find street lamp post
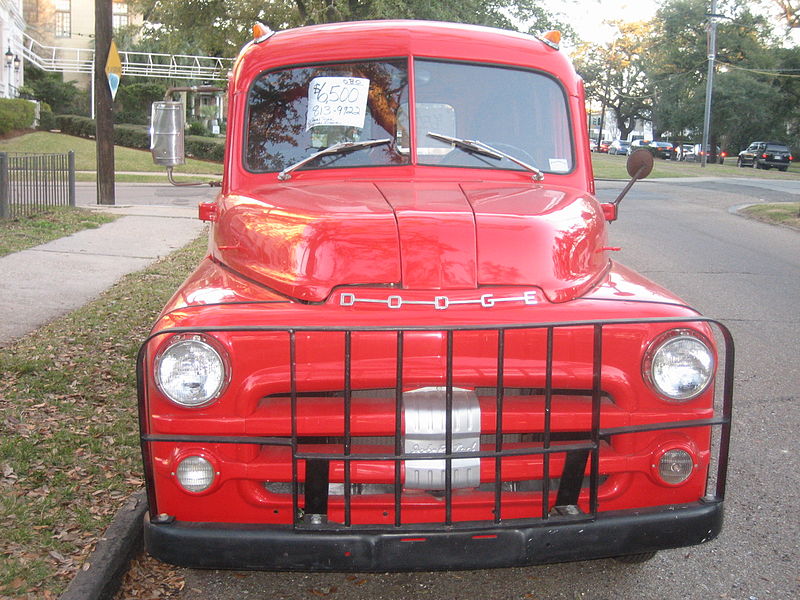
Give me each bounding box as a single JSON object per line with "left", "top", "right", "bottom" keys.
{"left": 4, "top": 47, "right": 13, "bottom": 98}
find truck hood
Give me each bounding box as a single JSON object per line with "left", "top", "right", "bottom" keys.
{"left": 212, "top": 181, "right": 609, "bottom": 303}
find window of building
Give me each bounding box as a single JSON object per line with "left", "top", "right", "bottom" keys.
{"left": 55, "top": 0, "right": 71, "bottom": 38}
{"left": 113, "top": 1, "right": 129, "bottom": 29}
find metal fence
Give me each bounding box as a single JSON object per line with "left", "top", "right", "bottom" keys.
{"left": 0, "top": 151, "right": 76, "bottom": 219}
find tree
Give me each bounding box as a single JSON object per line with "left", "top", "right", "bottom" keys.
{"left": 21, "top": 64, "right": 84, "bottom": 115}
{"left": 573, "top": 21, "right": 653, "bottom": 141}
{"left": 646, "top": 0, "right": 783, "bottom": 150}
{"left": 763, "top": 0, "right": 800, "bottom": 30}
{"left": 129, "top": 0, "right": 571, "bottom": 59}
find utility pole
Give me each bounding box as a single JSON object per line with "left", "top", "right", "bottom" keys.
{"left": 596, "top": 76, "right": 610, "bottom": 148}
{"left": 701, "top": 0, "right": 719, "bottom": 169}
{"left": 95, "top": 0, "right": 115, "bottom": 205}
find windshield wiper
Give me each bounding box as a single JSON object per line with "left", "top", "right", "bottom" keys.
{"left": 427, "top": 131, "right": 544, "bottom": 181}
{"left": 278, "top": 138, "right": 391, "bottom": 181}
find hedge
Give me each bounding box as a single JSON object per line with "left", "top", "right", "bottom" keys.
{"left": 37, "top": 103, "right": 57, "bottom": 131}
{"left": 53, "top": 114, "right": 225, "bottom": 162}
{"left": 186, "top": 135, "right": 225, "bottom": 162}
{"left": 0, "top": 98, "right": 37, "bottom": 135}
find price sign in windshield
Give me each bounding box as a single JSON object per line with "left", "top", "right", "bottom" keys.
{"left": 306, "top": 77, "right": 370, "bottom": 131}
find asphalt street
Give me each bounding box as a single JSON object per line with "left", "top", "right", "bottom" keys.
{"left": 161, "top": 176, "right": 799, "bottom": 600}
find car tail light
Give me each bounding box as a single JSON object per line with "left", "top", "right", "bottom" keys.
{"left": 762, "top": 153, "right": 768, "bottom": 159}
{"left": 720, "top": 151, "right": 727, "bottom": 157}
{"left": 790, "top": 155, "right": 794, "bottom": 161}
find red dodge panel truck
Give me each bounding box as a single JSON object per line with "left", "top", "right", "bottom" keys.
{"left": 139, "top": 20, "right": 734, "bottom": 570}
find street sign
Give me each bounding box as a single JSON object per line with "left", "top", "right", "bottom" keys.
{"left": 105, "top": 40, "right": 122, "bottom": 100}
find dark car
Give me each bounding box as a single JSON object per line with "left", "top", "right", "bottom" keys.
{"left": 737, "top": 141, "right": 793, "bottom": 171}
{"left": 608, "top": 139, "right": 630, "bottom": 155}
{"left": 649, "top": 141, "right": 674, "bottom": 160}
{"left": 684, "top": 144, "right": 726, "bottom": 165}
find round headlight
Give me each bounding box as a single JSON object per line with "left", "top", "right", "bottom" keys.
{"left": 175, "top": 455, "right": 216, "bottom": 492}
{"left": 644, "top": 330, "right": 714, "bottom": 401}
{"left": 155, "top": 334, "right": 228, "bottom": 407}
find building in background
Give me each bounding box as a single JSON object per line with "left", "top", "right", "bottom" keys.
{"left": 23, "top": 0, "right": 137, "bottom": 88}
{"left": 1, "top": 0, "right": 25, "bottom": 97}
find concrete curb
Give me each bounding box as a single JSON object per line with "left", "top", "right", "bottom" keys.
{"left": 59, "top": 490, "right": 147, "bottom": 600}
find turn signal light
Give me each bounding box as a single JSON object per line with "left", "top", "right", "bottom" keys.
{"left": 654, "top": 448, "right": 695, "bottom": 486}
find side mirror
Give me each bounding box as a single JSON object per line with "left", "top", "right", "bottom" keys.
{"left": 626, "top": 148, "right": 654, "bottom": 180}
{"left": 150, "top": 101, "right": 185, "bottom": 167}
{"left": 600, "top": 149, "right": 654, "bottom": 221}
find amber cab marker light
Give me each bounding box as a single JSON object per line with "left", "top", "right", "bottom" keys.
{"left": 540, "top": 30, "right": 561, "bottom": 50}
{"left": 253, "top": 22, "right": 273, "bottom": 43}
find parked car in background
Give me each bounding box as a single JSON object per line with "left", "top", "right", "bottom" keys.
{"left": 737, "top": 141, "right": 793, "bottom": 171}
{"left": 597, "top": 140, "right": 611, "bottom": 153}
{"left": 589, "top": 139, "right": 597, "bottom": 152}
{"left": 626, "top": 139, "right": 651, "bottom": 155}
{"left": 684, "top": 144, "right": 725, "bottom": 165}
{"left": 608, "top": 140, "right": 630, "bottom": 155}
{"left": 649, "top": 141, "right": 673, "bottom": 160}
{"left": 675, "top": 144, "right": 693, "bottom": 161}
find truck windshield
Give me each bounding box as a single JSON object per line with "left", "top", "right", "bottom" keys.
{"left": 246, "top": 59, "right": 410, "bottom": 173}
{"left": 412, "top": 59, "right": 573, "bottom": 174}
{"left": 245, "top": 58, "right": 574, "bottom": 176}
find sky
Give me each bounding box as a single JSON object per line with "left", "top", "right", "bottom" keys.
{"left": 542, "top": 0, "right": 660, "bottom": 46}
{"left": 543, "top": 0, "right": 799, "bottom": 48}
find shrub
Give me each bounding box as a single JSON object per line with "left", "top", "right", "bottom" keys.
{"left": 38, "top": 102, "right": 57, "bottom": 131}
{"left": 55, "top": 114, "right": 96, "bottom": 137}
{"left": 114, "top": 124, "right": 150, "bottom": 149}
{"left": 0, "top": 98, "right": 37, "bottom": 135}
{"left": 187, "top": 121, "right": 207, "bottom": 136}
{"left": 23, "top": 64, "right": 86, "bottom": 115}
{"left": 186, "top": 135, "right": 225, "bottom": 161}
{"left": 115, "top": 82, "right": 167, "bottom": 125}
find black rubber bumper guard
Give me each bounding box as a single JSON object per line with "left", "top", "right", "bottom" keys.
{"left": 144, "top": 499, "right": 723, "bottom": 571}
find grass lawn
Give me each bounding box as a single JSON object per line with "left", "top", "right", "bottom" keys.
{"left": 0, "top": 233, "right": 207, "bottom": 599}
{"left": 0, "top": 131, "right": 222, "bottom": 176}
{"left": 740, "top": 202, "right": 800, "bottom": 230}
{"left": 0, "top": 207, "right": 117, "bottom": 257}
{"left": 591, "top": 151, "right": 800, "bottom": 180}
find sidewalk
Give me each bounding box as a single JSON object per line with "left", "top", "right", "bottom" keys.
{"left": 0, "top": 182, "right": 215, "bottom": 347}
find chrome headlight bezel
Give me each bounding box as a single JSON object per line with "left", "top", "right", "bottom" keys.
{"left": 643, "top": 329, "right": 715, "bottom": 402}
{"left": 154, "top": 333, "right": 230, "bottom": 408}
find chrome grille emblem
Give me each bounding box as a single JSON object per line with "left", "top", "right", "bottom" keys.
{"left": 339, "top": 291, "right": 538, "bottom": 309}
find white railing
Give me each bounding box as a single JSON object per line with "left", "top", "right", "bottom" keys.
{"left": 21, "top": 32, "right": 233, "bottom": 81}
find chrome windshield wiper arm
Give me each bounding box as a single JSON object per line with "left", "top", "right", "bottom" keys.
{"left": 427, "top": 131, "right": 544, "bottom": 181}
{"left": 427, "top": 131, "right": 503, "bottom": 160}
{"left": 278, "top": 138, "right": 391, "bottom": 181}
